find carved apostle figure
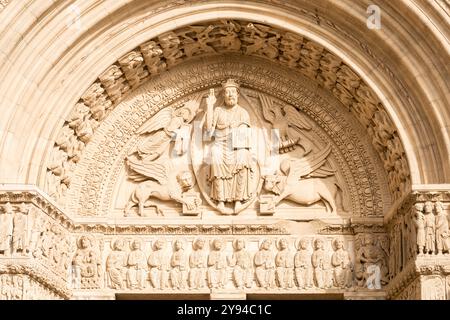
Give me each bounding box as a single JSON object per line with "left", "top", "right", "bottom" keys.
{"left": 12, "top": 203, "right": 30, "bottom": 255}
{"left": 228, "top": 238, "right": 253, "bottom": 289}
{"left": 311, "top": 238, "right": 327, "bottom": 288}
{"left": 424, "top": 201, "right": 436, "bottom": 254}
{"left": 148, "top": 239, "right": 170, "bottom": 289}
{"left": 28, "top": 213, "right": 43, "bottom": 256}
{"left": 358, "top": 235, "right": 388, "bottom": 289}
{"left": 50, "top": 227, "right": 63, "bottom": 266}
{"left": 170, "top": 240, "right": 188, "bottom": 289}
{"left": 275, "top": 238, "right": 294, "bottom": 289}
{"left": 205, "top": 79, "right": 254, "bottom": 214}
{"left": 126, "top": 240, "right": 147, "bottom": 289}
{"left": 207, "top": 239, "right": 228, "bottom": 289}
{"left": 294, "top": 238, "right": 313, "bottom": 289}
{"left": 413, "top": 203, "right": 425, "bottom": 254}
{"left": 189, "top": 238, "right": 207, "bottom": 289}
{"left": 254, "top": 239, "right": 275, "bottom": 289}
{"left": 35, "top": 222, "right": 53, "bottom": 259}
{"left": 72, "top": 235, "right": 102, "bottom": 289}
{"left": 331, "top": 239, "right": 353, "bottom": 288}
{"left": 57, "top": 235, "right": 72, "bottom": 272}
{"left": 106, "top": 239, "right": 127, "bottom": 289}
{"left": 435, "top": 201, "right": 450, "bottom": 254}
{"left": 0, "top": 203, "right": 14, "bottom": 255}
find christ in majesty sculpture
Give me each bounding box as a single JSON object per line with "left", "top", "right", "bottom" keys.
{"left": 205, "top": 79, "right": 254, "bottom": 214}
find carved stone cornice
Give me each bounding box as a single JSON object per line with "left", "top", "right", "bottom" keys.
{"left": 81, "top": 223, "right": 288, "bottom": 235}
{"left": 318, "top": 218, "right": 386, "bottom": 235}
{"left": 350, "top": 217, "right": 385, "bottom": 234}
{"left": 0, "top": 188, "right": 75, "bottom": 230}
{"left": 318, "top": 225, "right": 354, "bottom": 235}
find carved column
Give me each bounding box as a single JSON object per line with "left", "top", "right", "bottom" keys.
{"left": 386, "top": 189, "right": 450, "bottom": 300}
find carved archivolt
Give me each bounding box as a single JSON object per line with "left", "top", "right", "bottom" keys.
{"left": 44, "top": 20, "right": 409, "bottom": 211}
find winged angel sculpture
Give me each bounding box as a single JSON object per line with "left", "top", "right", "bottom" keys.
{"left": 262, "top": 144, "right": 343, "bottom": 214}
{"left": 124, "top": 98, "right": 202, "bottom": 216}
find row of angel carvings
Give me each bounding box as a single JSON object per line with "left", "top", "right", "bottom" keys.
{"left": 69, "top": 235, "right": 388, "bottom": 291}
{"left": 45, "top": 19, "right": 408, "bottom": 207}
{"left": 123, "top": 81, "right": 345, "bottom": 216}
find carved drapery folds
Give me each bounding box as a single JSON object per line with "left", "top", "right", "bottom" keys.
{"left": 90, "top": 235, "right": 366, "bottom": 292}
{"left": 387, "top": 192, "right": 450, "bottom": 280}
{"left": 7, "top": 188, "right": 440, "bottom": 299}
{"left": 386, "top": 191, "right": 450, "bottom": 299}
{"left": 45, "top": 19, "right": 409, "bottom": 207}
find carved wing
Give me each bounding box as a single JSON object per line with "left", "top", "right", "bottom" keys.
{"left": 259, "top": 94, "right": 275, "bottom": 124}
{"left": 283, "top": 144, "right": 332, "bottom": 185}
{"left": 135, "top": 107, "right": 174, "bottom": 135}
{"left": 127, "top": 157, "right": 168, "bottom": 184}
{"left": 284, "top": 104, "right": 312, "bottom": 131}
{"left": 305, "top": 165, "right": 335, "bottom": 178}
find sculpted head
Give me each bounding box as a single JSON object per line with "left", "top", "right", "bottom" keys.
{"left": 212, "top": 239, "right": 223, "bottom": 250}
{"left": 233, "top": 239, "right": 245, "bottom": 251}
{"left": 222, "top": 79, "right": 239, "bottom": 107}
{"left": 112, "top": 239, "right": 124, "bottom": 251}
{"left": 260, "top": 239, "right": 272, "bottom": 250}
{"left": 193, "top": 238, "right": 205, "bottom": 250}
{"left": 297, "top": 238, "right": 309, "bottom": 250}
{"left": 364, "top": 235, "right": 375, "bottom": 246}
{"left": 414, "top": 202, "right": 424, "bottom": 212}
{"left": 314, "top": 238, "right": 324, "bottom": 250}
{"left": 131, "top": 240, "right": 142, "bottom": 250}
{"left": 177, "top": 171, "right": 195, "bottom": 190}
{"left": 333, "top": 239, "right": 344, "bottom": 250}
{"left": 424, "top": 201, "right": 433, "bottom": 213}
{"left": 175, "top": 106, "right": 193, "bottom": 122}
{"left": 278, "top": 238, "right": 288, "bottom": 250}
{"left": 263, "top": 175, "right": 281, "bottom": 195}
{"left": 154, "top": 239, "right": 165, "bottom": 250}
{"left": 78, "top": 235, "right": 92, "bottom": 249}
{"left": 174, "top": 240, "right": 183, "bottom": 251}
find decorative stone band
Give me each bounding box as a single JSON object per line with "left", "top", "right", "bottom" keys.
{"left": 0, "top": 261, "right": 71, "bottom": 299}
{"left": 0, "top": 186, "right": 393, "bottom": 298}
{"left": 387, "top": 256, "right": 450, "bottom": 300}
